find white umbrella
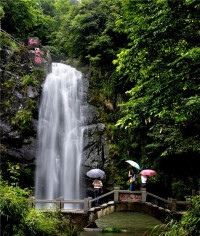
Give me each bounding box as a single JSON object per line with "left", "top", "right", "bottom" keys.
{"left": 86, "top": 168, "right": 105, "bottom": 179}
{"left": 126, "top": 160, "right": 141, "bottom": 170}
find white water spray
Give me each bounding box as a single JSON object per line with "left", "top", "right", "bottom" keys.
{"left": 35, "top": 63, "right": 84, "bottom": 209}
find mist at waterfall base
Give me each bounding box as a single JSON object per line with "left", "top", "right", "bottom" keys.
{"left": 35, "top": 63, "right": 85, "bottom": 209}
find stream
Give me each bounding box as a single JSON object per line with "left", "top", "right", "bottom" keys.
{"left": 81, "top": 212, "right": 162, "bottom": 236}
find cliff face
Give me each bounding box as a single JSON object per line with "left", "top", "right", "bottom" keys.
{"left": 0, "top": 33, "right": 52, "bottom": 186}
{"left": 79, "top": 72, "right": 109, "bottom": 197}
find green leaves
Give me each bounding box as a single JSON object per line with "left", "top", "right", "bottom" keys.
{"left": 11, "top": 109, "right": 33, "bottom": 133}
{"left": 112, "top": 0, "right": 200, "bottom": 196}
{"left": 150, "top": 196, "right": 200, "bottom": 235}
{"left": 0, "top": 175, "right": 75, "bottom": 236}
{"left": 1, "top": 0, "right": 41, "bottom": 38}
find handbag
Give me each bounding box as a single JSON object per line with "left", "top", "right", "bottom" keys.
{"left": 130, "top": 177, "right": 133, "bottom": 183}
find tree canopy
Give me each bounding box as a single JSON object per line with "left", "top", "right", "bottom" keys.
{"left": 114, "top": 0, "right": 200, "bottom": 194}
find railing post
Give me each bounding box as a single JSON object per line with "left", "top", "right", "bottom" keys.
{"left": 168, "top": 198, "right": 172, "bottom": 210}
{"left": 114, "top": 187, "right": 120, "bottom": 203}
{"left": 29, "top": 196, "right": 35, "bottom": 208}
{"left": 84, "top": 198, "right": 89, "bottom": 212}
{"left": 56, "top": 197, "right": 64, "bottom": 210}
{"left": 141, "top": 188, "right": 147, "bottom": 202}
{"left": 88, "top": 197, "right": 92, "bottom": 209}
{"left": 171, "top": 199, "right": 177, "bottom": 213}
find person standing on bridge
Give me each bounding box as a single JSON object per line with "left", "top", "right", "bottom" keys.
{"left": 128, "top": 167, "right": 136, "bottom": 191}
{"left": 92, "top": 178, "right": 103, "bottom": 206}
{"left": 141, "top": 175, "right": 148, "bottom": 188}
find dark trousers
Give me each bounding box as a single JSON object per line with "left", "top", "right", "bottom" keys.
{"left": 94, "top": 188, "right": 100, "bottom": 206}
{"left": 130, "top": 182, "right": 135, "bottom": 191}
{"left": 142, "top": 183, "right": 146, "bottom": 188}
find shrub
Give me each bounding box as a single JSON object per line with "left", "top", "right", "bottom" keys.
{"left": 0, "top": 174, "right": 77, "bottom": 236}
{"left": 11, "top": 109, "right": 33, "bottom": 133}
{"left": 181, "top": 196, "right": 200, "bottom": 235}
{"left": 21, "top": 75, "right": 37, "bottom": 86}
{"left": 32, "top": 68, "right": 46, "bottom": 82}
{"left": 5, "top": 61, "right": 18, "bottom": 72}
{"left": 102, "top": 227, "right": 121, "bottom": 233}
{"left": 0, "top": 33, "right": 18, "bottom": 49}
{"left": 149, "top": 196, "right": 200, "bottom": 235}
{"left": 0, "top": 175, "right": 30, "bottom": 236}
{"left": 22, "top": 209, "right": 66, "bottom": 236}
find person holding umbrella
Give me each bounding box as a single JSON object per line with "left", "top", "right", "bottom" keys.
{"left": 128, "top": 167, "right": 136, "bottom": 191}
{"left": 86, "top": 168, "right": 105, "bottom": 207}
{"left": 140, "top": 169, "right": 157, "bottom": 189}
{"left": 92, "top": 178, "right": 103, "bottom": 206}
{"left": 125, "top": 160, "right": 141, "bottom": 191}
{"left": 141, "top": 175, "right": 148, "bottom": 188}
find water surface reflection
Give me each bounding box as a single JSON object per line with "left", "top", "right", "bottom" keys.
{"left": 81, "top": 212, "right": 162, "bottom": 236}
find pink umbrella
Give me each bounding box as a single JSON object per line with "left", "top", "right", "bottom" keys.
{"left": 140, "top": 169, "right": 157, "bottom": 176}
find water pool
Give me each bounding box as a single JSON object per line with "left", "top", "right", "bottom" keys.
{"left": 81, "top": 211, "right": 162, "bottom": 236}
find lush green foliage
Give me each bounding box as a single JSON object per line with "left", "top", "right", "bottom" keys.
{"left": 11, "top": 109, "right": 33, "bottom": 133}
{"left": 0, "top": 174, "right": 77, "bottom": 236}
{"left": 114, "top": 0, "right": 200, "bottom": 196}
{"left": 22, "top": 75, "right": 38, "bottom": 86}
{"left": 0, "top": 32, "right": 18, "bottom": 49}
{"left": 55, "top": 0, "right": 127, "bottom": 103}
{"left": 1, "top": 0, "right": 41, "bottom": 38}
{"left": 149, "top": 196, "right": 200, "bottom": 235}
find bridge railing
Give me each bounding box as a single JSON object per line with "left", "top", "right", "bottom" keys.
{"left": 32, "top": 187, "right": 194, "bottom": 213}
{"left": 88, "top": 187, "right": 145, "bottom": 209}
{"left": 146, "top": 192, "right": 169, "bottom": 210}
{"left": 146, "top": 192, "right": 192, "bottom": 213}
{"left": 32, "top": 198, "right": 88, "bottom": 211}
{"left": 89, "top": 190, "right": 115, "bottom": 208}
{"left": 0, "top": 29, "right": 22, "bottom": 46}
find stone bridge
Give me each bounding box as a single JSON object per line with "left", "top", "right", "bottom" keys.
{"left": 33, "top": 187, "right": 191, "bottom": 231}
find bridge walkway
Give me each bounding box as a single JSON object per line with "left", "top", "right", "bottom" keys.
{"left": 32, "top": 187, "right": 192, "bottom": 230}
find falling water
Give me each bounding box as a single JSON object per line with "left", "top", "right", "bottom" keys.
{"left": 35, "top": 63, "right": 84, "bottom": 209}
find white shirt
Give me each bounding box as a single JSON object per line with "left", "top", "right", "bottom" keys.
{"left": 141, "top": 175, "right": 147, "bottom": 183}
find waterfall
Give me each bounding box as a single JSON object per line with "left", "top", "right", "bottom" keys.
{"left": 35, "top": 63, "right": 84, "bottom": 209}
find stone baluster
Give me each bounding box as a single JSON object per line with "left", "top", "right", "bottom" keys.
{"left": 171, "top": 199, "right": 177, "bottom": 213}
{"left": 84, "top": 198, "right": 90, "bottom": 212}
{"left": 141, "top": 188, "right": 147, "bottom": 202}
{"left": 114, "top": 187, "right": 120, "bottom": 203}
{"left": 56, "top": 197, "right": 64, "bottom": 210}
{"left": 88, "top": 197, "right": 92, "bottom": 209}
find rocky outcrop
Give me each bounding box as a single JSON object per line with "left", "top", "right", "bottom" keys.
{"left": 0, "top": 34, "right": 52, "bottom": 186}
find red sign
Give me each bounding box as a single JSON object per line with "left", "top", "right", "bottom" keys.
{"left": 35, "top": 56, "right": 41, "bottom": 64}
{"left": 35, "top": 48, "right": 44, "bottom": 55}
{"left": 120, "top": 194, "right": 141, "bottom": 201}
{"left": 28, "top": 37, "right": 39, "bottom": 49}
{"left": 29, "top": 39, "right": 38, "bottom": 45}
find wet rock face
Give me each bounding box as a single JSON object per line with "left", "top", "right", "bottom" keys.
{"left": 80, "top": 76, "right": 109, "bottom": 197}
{"left": 0, "top": 41, "right": 52, "bottom": 183}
